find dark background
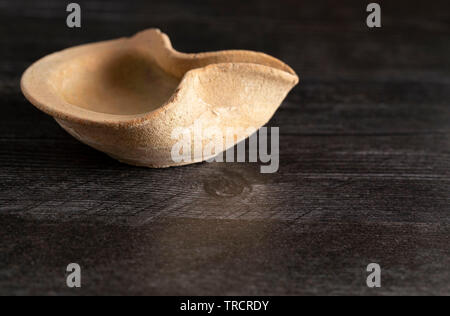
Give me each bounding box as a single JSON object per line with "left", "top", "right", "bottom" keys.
{"left": 0, "top": 0, "right": 449, "bottom": 295}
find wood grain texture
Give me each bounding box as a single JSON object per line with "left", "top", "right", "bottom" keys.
{"left": 0, "top": 0, "right": 449, "bottom": 295}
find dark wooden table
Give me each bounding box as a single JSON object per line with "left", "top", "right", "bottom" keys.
{"left": 0, "top": 0, "right": 449, "bottom": 295}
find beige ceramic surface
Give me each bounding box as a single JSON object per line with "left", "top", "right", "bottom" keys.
{"left": 21, "top": 29, "right": 299, "bottom": 168}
